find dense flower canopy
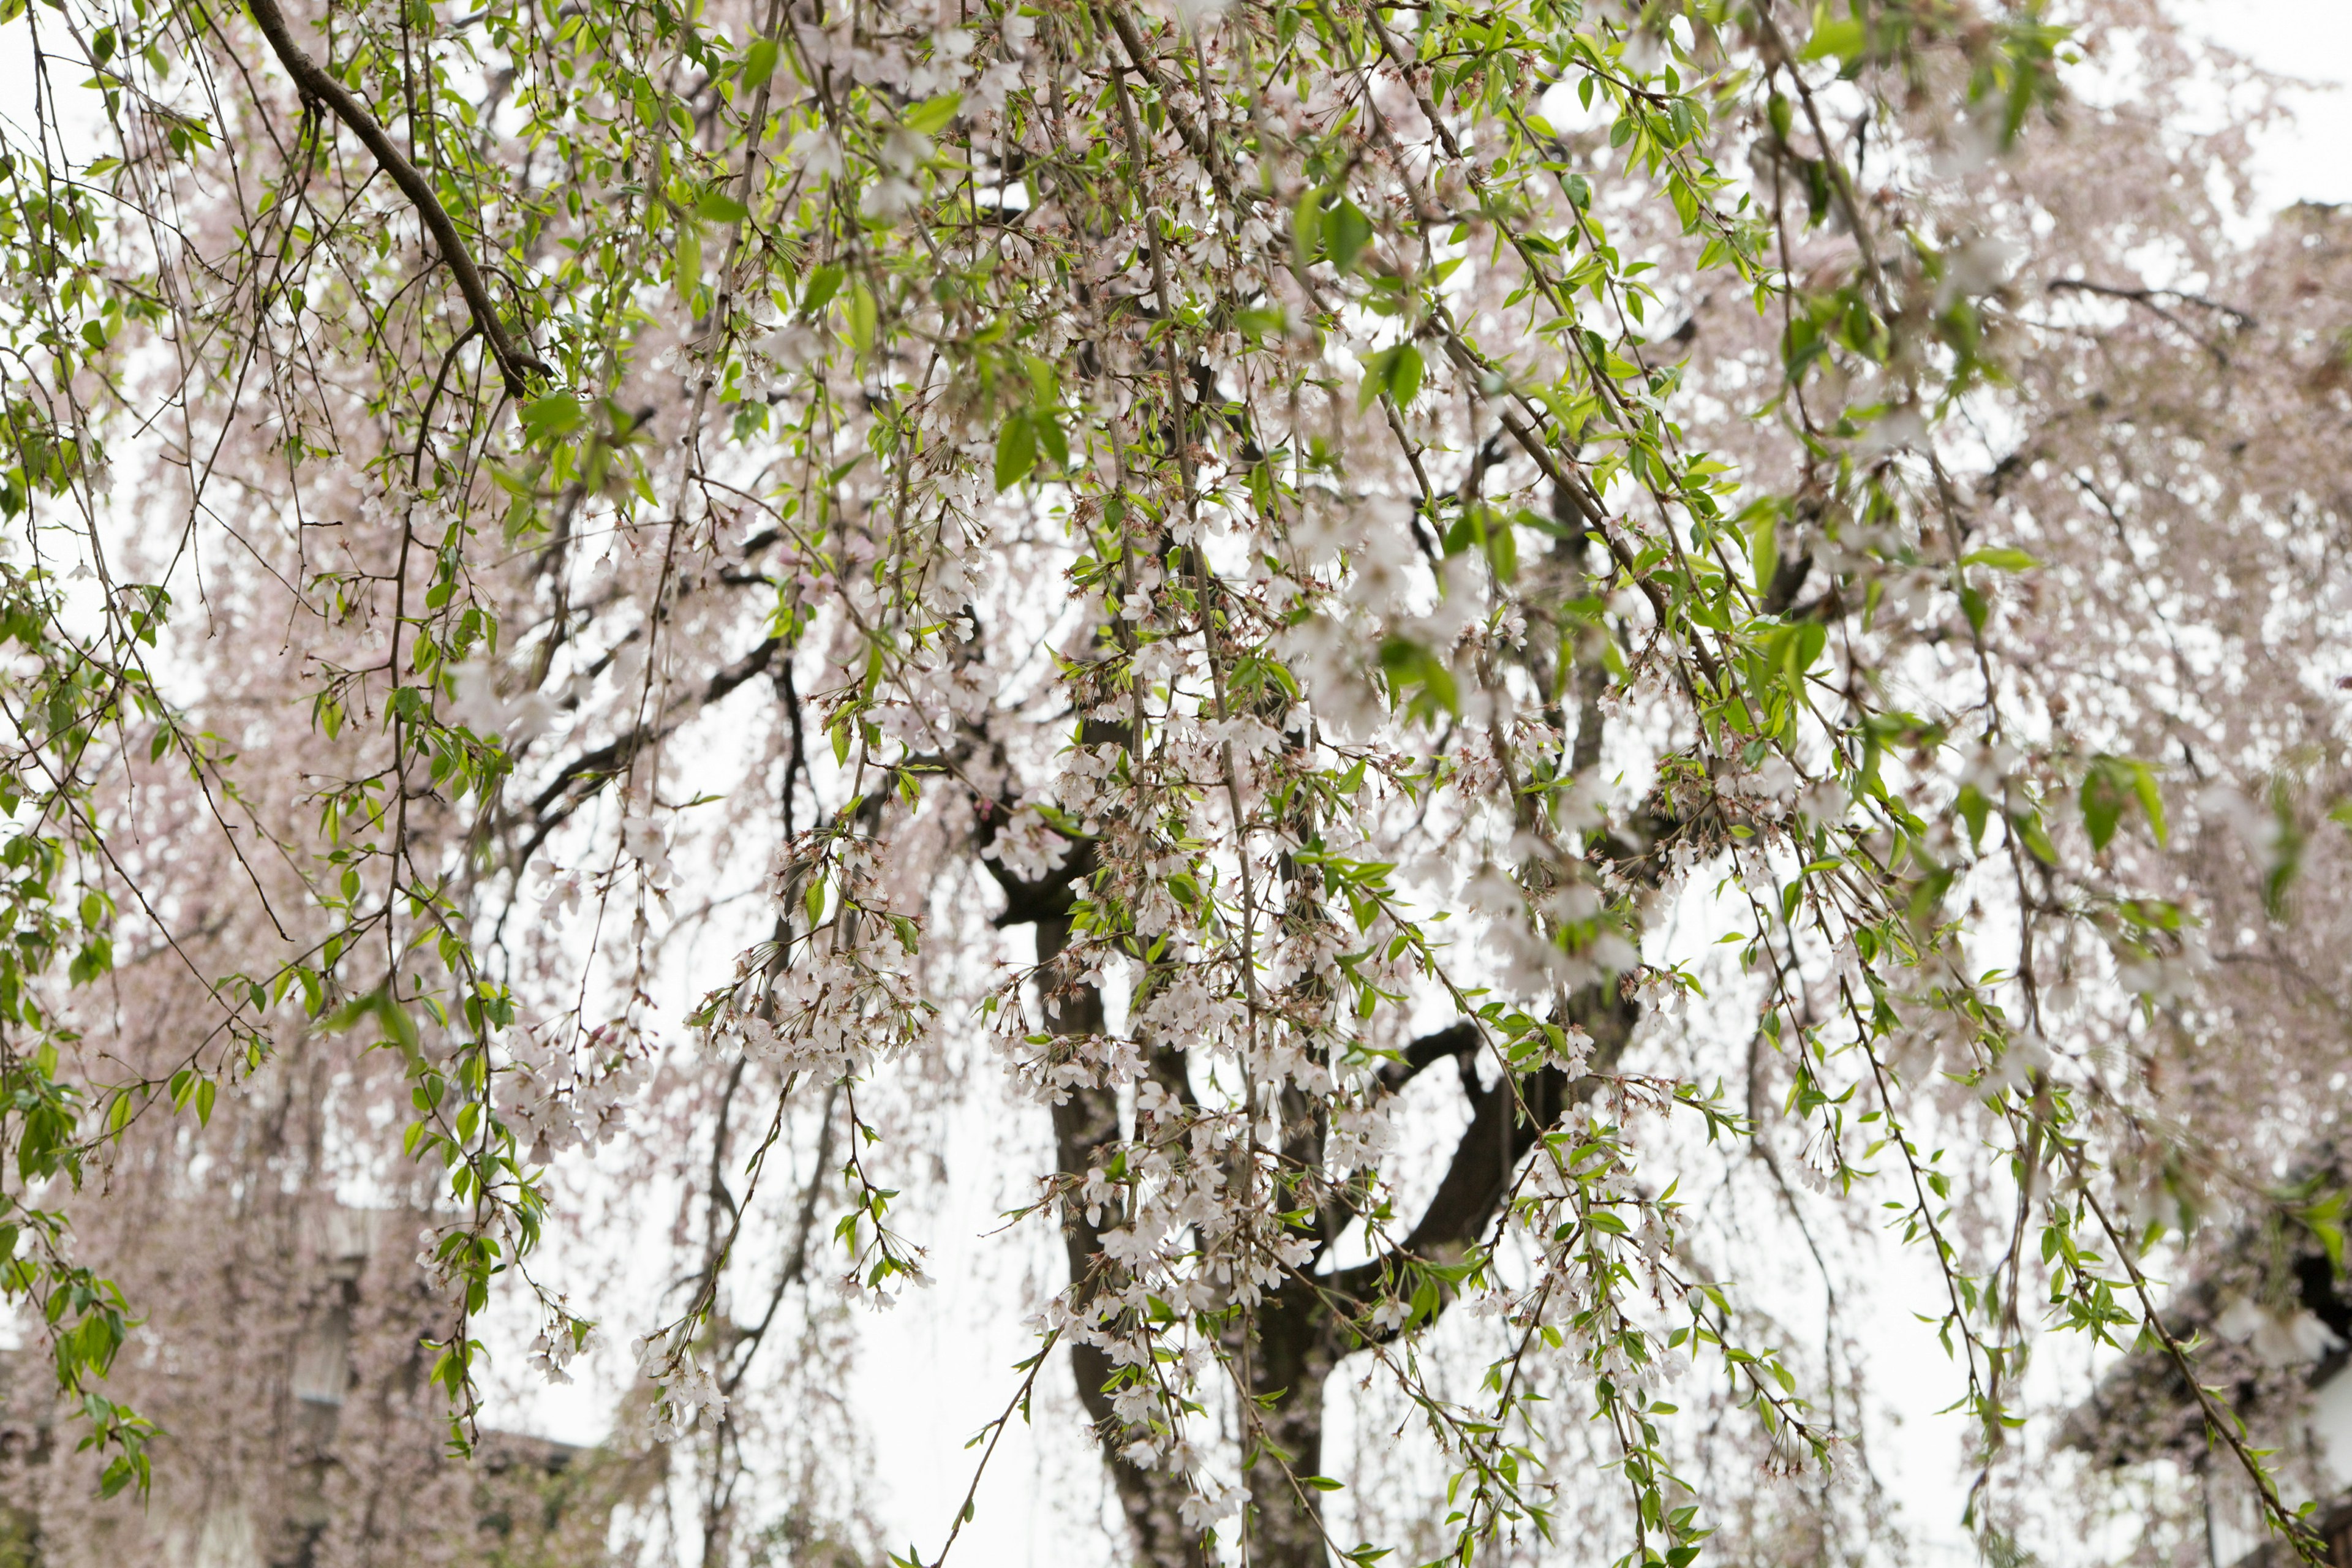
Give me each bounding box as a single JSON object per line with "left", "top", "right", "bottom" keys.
{"left": 0, "top": 0, "right": 2349, "bottom": 1561}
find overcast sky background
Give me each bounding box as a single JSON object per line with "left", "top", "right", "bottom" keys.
{"left": 2180, "top": 0, "right": 2352, "bottom": 209}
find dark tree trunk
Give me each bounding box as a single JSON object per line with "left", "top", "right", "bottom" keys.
{"left": 1038, "top": 914, "right": 1209, "bottom": 1568}
{"left": 1019, "top": 907, "right": 1642, "bottom": 1568}
{"left": 1244, "top": 1280, "right": 1338, "bottom": 1567}
{"left": 989, "top": 611, "right": 1655, "bottom": 1568}
{"left": 1229, "top": 963, "right": 1642, "bottom": 1566}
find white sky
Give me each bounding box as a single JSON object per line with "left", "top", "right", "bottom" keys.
{"left": 2177, "top": 0, "right": 2352, "bottom": 208}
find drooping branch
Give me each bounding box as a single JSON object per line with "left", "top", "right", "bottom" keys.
{"left": 1098, "top": 5, "right": 1217, "bottom": 176}
{"left": 519, "top": 633, "right": 785, "bottom": 848}
{"left": 2045, "top": 277, "right": 2253, "bottom": 366}
{"left": 241, "top": 0, "right": 550, "bottom": 396}
{"left": 1332, "top": 986, "right": 1640, "bottom": 1305}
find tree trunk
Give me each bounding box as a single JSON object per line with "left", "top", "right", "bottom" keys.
{"left": 1038, "top": 914, "right": 1210, "bottom": 1568}
{"left": 1245, "top": 1283, "right": 1337, "bottom": 1568}
{"left": 1012, "top": 770, "right": 1645, "bottom": 1568}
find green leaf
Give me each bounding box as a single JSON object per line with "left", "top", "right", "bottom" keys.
{"left": 1378, "top": 636, "right": 1458, "bottom": 718}
{"left": 1292, "top": 188, "right": 1324, "bottom": 271}
{"left": 1389, "top": 344, "right": 1423, "bottom": 407}
{"left": 1357, "top": 344, "right": 1424, "bottom": 412}
{"left": 1961, "top": 547, "right": 2038, "bottom": 571}
{"left": 521, "top": 393, "right": 584, "bottom": 441}
{"left": 742, "top": 37, "right": 779, "bottom": 86}
{"left": 903, "top": 91, "right": 963, "bottom": 136}
{"left": 1327, "top": 198, "right": 1373, "bottom": 273}
{"left": 1035, "top": 413, "right": 1069, "bottom": 470}
{"left": 801, "top": 263, "right": 846, "bottom": 315}
{"left": 1960, "top": 583, "right": 1988, "bottom": 635}
{"left": 374, "top": 989, "right": 422, "bottom": 1058}
{"left": 2081, "top": 765, "right": 2125, "bottom": 851}
{"left": 2011, "top": 807, "right": 2059, "bottom": 865}
{"left": 1799, "top": 5, "right": 1866, "bottom": 64}
{"left": 1484, "top": 510, "right": 1517, "bottom": 581}
{"left": 848, "top": 284, "right": 878, "bottom": 356}
{"left": 1747, "top": 511, "right": 1778, "bottom": 595}
{"left": 2081, "top": 756, "right": 2166, "bottom": 851}
{"left": 1956, "top": 782, "right": 1991, "bottom": 848}
{"left": 696, "top": 190, "right": 749, "bottom": 225}
{"left": 994, "top": 415, "right": 1038, "bottom": 492}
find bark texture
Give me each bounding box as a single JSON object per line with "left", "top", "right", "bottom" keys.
{"left": 982, "top": 597, "right": 1656, "bottom": 1566}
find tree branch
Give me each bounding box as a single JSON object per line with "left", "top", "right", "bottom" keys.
{"left": 1098, "top": 4, "right": 1216, "bottom": 173}
{"left": 1373, "top": 1020, "right": 1481, "bottom": 1094}
{"left": 2046, "top": 276, "right": 2253, "bottom": 329}
{"left": 2046, "top": 277, "right": 2252, "bottom": 366}
{"left": 510, "top": 633, "right": 785, "bottom": 881}
{"left": 1328, "top": 982, "right": 1639, "bottom": 1309}
{"left": 243, "top": 0, "right": 549, "bottom": 396}
{"left": 1036, "top": 914, "right": 1210, "bottom": 1568}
